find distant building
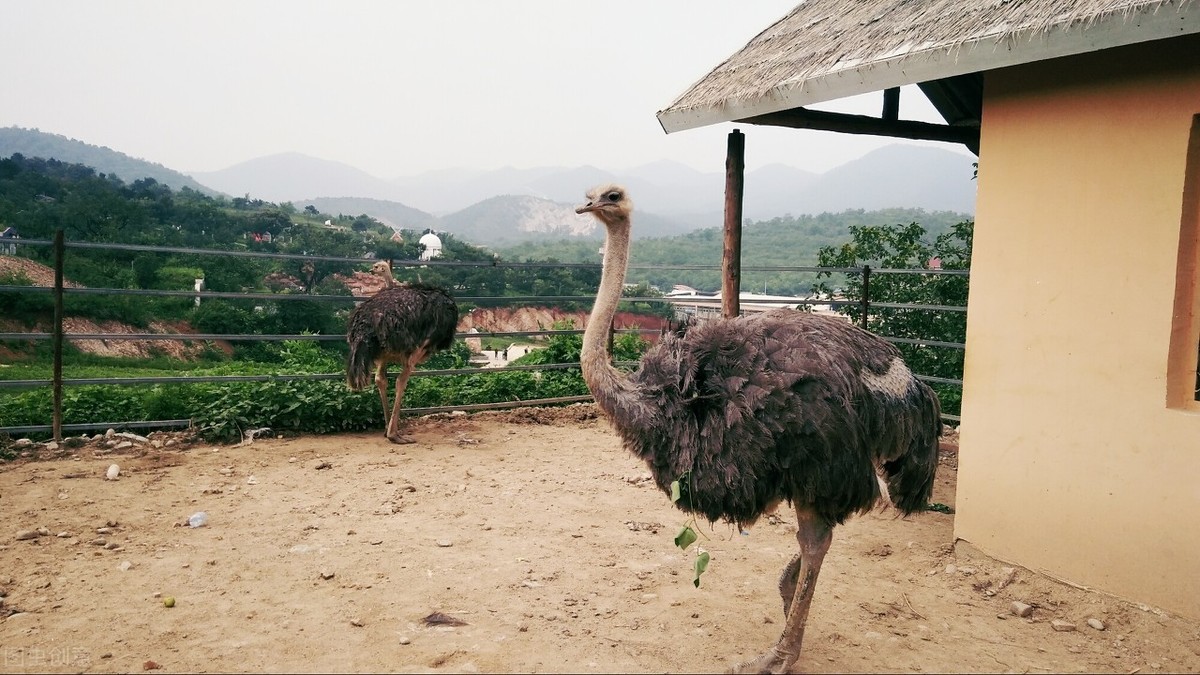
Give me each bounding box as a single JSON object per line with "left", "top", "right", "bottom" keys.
{"left": 419, "top": 231, "right": 443, "bottom": 261}
{"left": 0, "top": 226, "right": 18, "bottom": 255}
{"left": 663, "top": 287, "right": 841, "bottom": 321}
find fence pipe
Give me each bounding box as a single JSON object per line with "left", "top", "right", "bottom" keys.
{"left": 1, "top": 235, "right": 969, "bottom": 435}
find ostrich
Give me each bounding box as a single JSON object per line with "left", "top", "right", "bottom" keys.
{"left": 345, "top": 261, "right": 458, "bottom": 444}
{"left": 575, "top": 185, "right": 941, "bottom": 674}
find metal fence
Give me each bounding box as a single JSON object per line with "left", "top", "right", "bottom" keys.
{"left": 0, "top": 232, "right": 966, "bottom": 439}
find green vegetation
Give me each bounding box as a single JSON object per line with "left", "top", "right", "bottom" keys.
{"left": 813, "top": 219, "right": 973, "bottom": 418}
{"left": 496, "top": 208, "right": 970, "bottom": 295}
{"left": 0, "top": 154, "right": 970, "bottom": 442}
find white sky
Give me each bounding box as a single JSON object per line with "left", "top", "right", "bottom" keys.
{"left": 1, "top": 1, "right": 959, "bottom": 178}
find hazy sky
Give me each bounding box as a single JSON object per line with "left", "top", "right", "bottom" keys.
{"left": 2, "top": 1, "right": 959, "bottom": 178}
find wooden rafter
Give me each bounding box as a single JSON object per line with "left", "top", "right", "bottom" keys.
{"left": 738, "top": 107, "right": 980, "bottom": 155}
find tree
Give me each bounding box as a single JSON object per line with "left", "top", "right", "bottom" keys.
{"left": 813, "top": 220, "right": 972, "bottom": 417}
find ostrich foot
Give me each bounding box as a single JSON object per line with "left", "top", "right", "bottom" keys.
{"left": 386, "top": 433, "right": 416, "bottom": 445}
{"left": 727, "top": 646, "right": 795, "bottom": 674}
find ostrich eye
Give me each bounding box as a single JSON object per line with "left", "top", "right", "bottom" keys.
{"left": 606, "top": 191, "right": 621, "bottom": 201}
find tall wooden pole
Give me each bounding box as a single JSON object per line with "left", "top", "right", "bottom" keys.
{"left": 722, "top": 129, "right": 745, "bottom": 319}
{"left": 52, "top": 229, "right": 64, "bottom": 441}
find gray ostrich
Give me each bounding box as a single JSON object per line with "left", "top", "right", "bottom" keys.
{"left": 345, "top": 261, "right": 458, "bottom": 444}
{"left": 575, "top": 184, "right": 941, "bottom": 674}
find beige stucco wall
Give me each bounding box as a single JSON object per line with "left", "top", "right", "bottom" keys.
{"left": 957, "top": 35, "right": 1200, "bottom": 619}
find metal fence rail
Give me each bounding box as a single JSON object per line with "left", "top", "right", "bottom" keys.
{"left": 1, "top": 233, "right": 966, "bottom": 436}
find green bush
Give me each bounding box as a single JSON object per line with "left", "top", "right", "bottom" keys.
{"left": 0, "top": 270, "right": 53, "bottom": 325}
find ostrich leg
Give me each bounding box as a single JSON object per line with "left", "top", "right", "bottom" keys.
{"left": 778, "top": 553, "right": 803, "bottom": 616}
{"left": 374, "top": 362, "right": 392, "bottom": 428}
{"left": 730, "top": 508, "right": 832, "bottom": 674}
{"left": 385, "top": 348, "right": 427, "bottom": 444}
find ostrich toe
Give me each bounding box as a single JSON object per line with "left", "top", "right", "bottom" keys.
{"left": 727, "top": 646, "right": 793, "bottom": 674}
{"left": 387, "top": 434, "right": 416, "bottom": 445}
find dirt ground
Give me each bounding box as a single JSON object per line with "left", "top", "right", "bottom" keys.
{"left": 2, "top": 405, "right": 1199, "bottom": 674}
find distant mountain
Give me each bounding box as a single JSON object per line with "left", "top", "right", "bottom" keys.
{"left": 788, "top": 145, "right": 977, "bottom": 216}
{"left": 435, "top": 194, "right": 693, "bottom": 246}
{"left": 301, "top": 196, "right": 436, "bottom": 230}
{"left": 0, "top": 126, "right": 218, "bottom": 195}
{"left": 189, "top": 152, "right": 407, "bottom": 203}
{"left": 5, "top": 125, "right": 977, "bottom": 248}
{"left": 186, "top": 143, "right": 975, "bottom": 223}
{"left": 390, "top": 164, "right": 617, "bottom": 214}
{"left": 743, "top": 164, "right": 820, "bottom": 220}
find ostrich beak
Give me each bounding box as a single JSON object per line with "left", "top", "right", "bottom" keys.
{"left": 575, "top": 201, "right": 598, "bottom": 215}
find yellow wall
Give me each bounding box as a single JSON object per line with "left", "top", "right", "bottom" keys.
{"left": 957, "top": 34, "right": 1200, "bottom": 618}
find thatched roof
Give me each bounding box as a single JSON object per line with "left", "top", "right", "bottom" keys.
{"left": 657, "top": 0, "right": 1200, "bottom": 134}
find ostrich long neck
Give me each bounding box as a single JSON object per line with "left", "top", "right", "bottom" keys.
{"left": 582, "top": 217, "right": 649, "bottom": 425}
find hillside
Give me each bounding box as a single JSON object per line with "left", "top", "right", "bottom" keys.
{"left": 0, "top": 256, "right": 208, "bottom": 360}
{"left": 302, "top": 196, "right": 437, "bottom": 231}
{"left": 498, "top": 206, "right": 973, "bottom": 294}
{"left": 3, "top": 126, "right": 977, "bottom": 253}
{"left": 0, "top": 127, "right": 218, "bottom": 196}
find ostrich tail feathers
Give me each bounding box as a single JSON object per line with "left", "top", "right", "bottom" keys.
{"left": 882, "top": 383, "right": 942, "bottom": 515}
{"left": 345, "top": 341, "right": 375, "bottom": 390}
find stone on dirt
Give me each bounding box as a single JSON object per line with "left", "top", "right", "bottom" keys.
{"left": 1088, "top": 618, "right": 1106, "bottom": 631}
{"left": 1011, "top": 601, "right": 1033, "bottom": 618}
{"left": 1051, "top": 619, "right": 1077, "bottom": 632}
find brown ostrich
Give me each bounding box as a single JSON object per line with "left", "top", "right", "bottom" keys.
{"left": 345, "top": 261, "right": 458, "bottom": 444}
{"left": 575, "top": 184, "right": 941, "bottom": 673}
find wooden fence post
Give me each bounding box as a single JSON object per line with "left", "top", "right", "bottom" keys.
{"left": 860, "top": 265, "right": 871, "bottom": 329}
{"left": 722, "top": 130, "right": 745, "bottom": 319}
{"left": 52, "top": 229, "right": 64, "bottom": 441}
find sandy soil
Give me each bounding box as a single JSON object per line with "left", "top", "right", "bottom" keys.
{"left": 2, "top": 405, "right": 1198, "bottom": 674}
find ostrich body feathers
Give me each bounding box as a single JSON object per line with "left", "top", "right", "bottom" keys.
{"left": 345, "top": 282, "right": 458, "bottom": 390}
{"left": 610, "top": 309, "right": 941, "bottom": 528}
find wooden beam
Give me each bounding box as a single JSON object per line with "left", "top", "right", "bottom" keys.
{"left": 739, "top": 107, "right": 980, "bottom": 154}
{"left": 722, "top": 130, "right": 745, "bottom": 319}
{"left": 882, "top": 87, "right": 900, "bottom": 122}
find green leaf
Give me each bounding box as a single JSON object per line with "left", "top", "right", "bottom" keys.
{"left": 674, "top": 525, "right": 697, "bottom": 551}
{"left": 670, "top": 480, "right": 681, "bottom": 503}
{"left": 693, "top": 550, "right": 710, "bottom": 588}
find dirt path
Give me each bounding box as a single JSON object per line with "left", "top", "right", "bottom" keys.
{"left": 2, "top": 406, "right": 1198, "bottom": 673}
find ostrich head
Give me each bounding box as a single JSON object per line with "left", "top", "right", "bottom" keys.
{"left": 575, "top": 184, "right": 633, "bottom": 230}
{"left": 369, "top": 260, "right": 397, "bottom": 287}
